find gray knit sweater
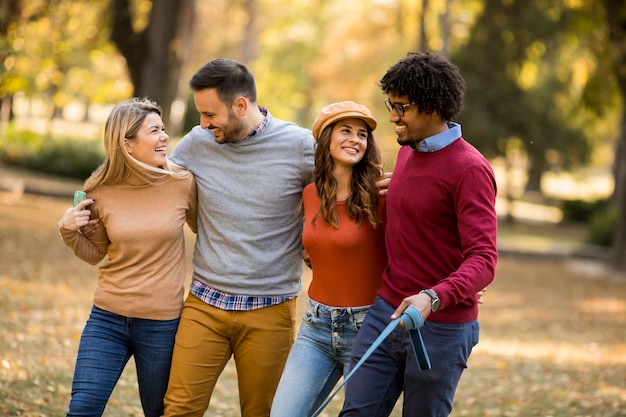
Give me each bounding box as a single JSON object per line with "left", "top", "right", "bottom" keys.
{"left": 170, "top": 112, "right": 315, "bottom": 297}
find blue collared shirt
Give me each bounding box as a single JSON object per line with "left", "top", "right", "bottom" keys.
{"left": 411, "top": 121, "right": 462, "bottom": 152}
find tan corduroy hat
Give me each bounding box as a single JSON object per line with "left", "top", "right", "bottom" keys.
{"left": 311, "top": 101, "right": 377, "bottom": 140}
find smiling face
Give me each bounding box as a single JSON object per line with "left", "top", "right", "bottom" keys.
{"left": 329, "top": 118, "right": 369, "bottom": 169}
{"left": 193, "top": 88, "right": 248, "bottom": 144}
{"left": 387, "top": 92, "right": 447, "bottom": 146}
{"left": 125, "top": 112, "right": 169, "bottom": 167}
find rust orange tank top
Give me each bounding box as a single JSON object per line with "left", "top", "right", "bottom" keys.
{"left": 302, "top": 183, "right": 387, "bottom": 307}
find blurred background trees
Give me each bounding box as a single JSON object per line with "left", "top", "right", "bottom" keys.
{"left": 1, "top": 0, "right": 625, "bottom": 267}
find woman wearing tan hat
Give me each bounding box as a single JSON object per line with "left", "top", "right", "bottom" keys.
{"left": 271, "top": 101, "right": 387, "bottom": 417}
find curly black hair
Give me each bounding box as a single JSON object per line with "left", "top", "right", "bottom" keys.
{"left": 379, "top": 51, "right": 466, "bottom": 121}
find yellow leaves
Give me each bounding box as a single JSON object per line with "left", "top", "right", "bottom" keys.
{"left": 571, "top": 56, "right": 597, "bottom": 88}
{"left": 518, "top": 61, "right": 539, "bottom": 90}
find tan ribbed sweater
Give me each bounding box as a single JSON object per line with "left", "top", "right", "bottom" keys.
{"left": 60, "top": 175, "right": 197, "bottom": 320}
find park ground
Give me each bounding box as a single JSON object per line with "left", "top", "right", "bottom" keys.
{"left": 0, "top": 166, "right": 625, "bottom": 417}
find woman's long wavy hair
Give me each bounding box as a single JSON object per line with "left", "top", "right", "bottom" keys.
{"left": 312, "top": 122, "right": 384, "bottom": 229}
{"left": 84, "top": 98, "right": 190, "bottom": 192}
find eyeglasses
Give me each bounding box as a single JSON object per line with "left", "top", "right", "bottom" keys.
{"left": 384, "top": 99, "right": 415, "bottom": 117}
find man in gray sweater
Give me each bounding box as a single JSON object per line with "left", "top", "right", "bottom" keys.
{"left": 162, "top": 58, "right": 315, "bottom": 417}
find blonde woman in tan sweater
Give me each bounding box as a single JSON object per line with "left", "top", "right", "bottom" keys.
{"left": 58, "top": 98, "right": 197, "bottom": 417}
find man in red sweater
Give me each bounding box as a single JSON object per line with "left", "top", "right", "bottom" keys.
{"left": 339, "top": 52, "right": 498, "bottom": 417}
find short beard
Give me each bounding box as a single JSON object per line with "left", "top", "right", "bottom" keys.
{"left": 214, "top": 108, "right": 248, "bottom": 144}
{"left": 396, "top": 136, "right": 417, "bottom": 147}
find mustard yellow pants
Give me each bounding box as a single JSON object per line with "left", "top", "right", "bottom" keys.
{"left": 163, "top": 293, "right": 297, "bottom": 417}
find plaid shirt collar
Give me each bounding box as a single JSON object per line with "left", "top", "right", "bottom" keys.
{"left": 247, "top": 106, "right": 269, "bottom": 138}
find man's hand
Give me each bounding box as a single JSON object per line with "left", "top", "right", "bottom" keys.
{"left": 301, "top": 248, "right": 311, "bottom": 269}
{"left": 391, "top": 287, "right": 488, "bottom": 327}
{"left": 391, "top": 293, "right": 431, "bottom": 327}
{"left": 375, "top": 172, "right": 392, "bottom": 196}
{"left": 80, "top": 221, "right": 99, "bottom": 237}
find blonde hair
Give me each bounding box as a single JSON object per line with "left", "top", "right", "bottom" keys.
{"left": 84, "top": 98, "right": 190, "bottom": 192}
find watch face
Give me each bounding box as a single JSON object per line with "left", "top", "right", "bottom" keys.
{"left": 423, "top": 289, "right": 440, "bottom": 312}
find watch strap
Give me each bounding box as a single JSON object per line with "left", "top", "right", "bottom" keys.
{"left": 422, "top": 288, "right": 438, "bottom": 301}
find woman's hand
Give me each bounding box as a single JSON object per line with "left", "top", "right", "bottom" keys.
{"left": 58, "top": 199, "right": 99, "bottom": 233}
{"left": 477, "top": 287, "right": 487, "bottom": 304}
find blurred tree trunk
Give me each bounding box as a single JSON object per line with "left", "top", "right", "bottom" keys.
{"left": 439, "top": 0, "right": 451, "bottom": 57}
{"left": 0, "top": 0, "right": 22, "bottom": 130}
{"left": 525, "top": 156, "right": 544, "bottom": 192}
{"left": 110, "top": 0, "right": 194, "bottom": 128}
{"left": 416, "top": 0, "right": 452, "bottom": 54}
{"left": 603, "top": 0, "right": 626, "bottom": 269}
{"left": 241, "top": 0, "right": 258, "bottom": 64}
{"left": 418, "top": 0, "right": 428, "bottom": 51}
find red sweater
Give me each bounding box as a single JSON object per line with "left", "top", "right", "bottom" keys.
{"left": 378, "top": 139, "right": 498, "bottom": 323}
{"left": 303, "top": 183, "right": 387, "bottom": 307}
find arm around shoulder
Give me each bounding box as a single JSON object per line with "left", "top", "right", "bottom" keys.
{"left": 185, "top": 176, "right": 198, "bottom": 234}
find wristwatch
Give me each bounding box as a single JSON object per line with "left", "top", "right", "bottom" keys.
{"left": 420, "top": 289, "right": 441, "bottom": 312}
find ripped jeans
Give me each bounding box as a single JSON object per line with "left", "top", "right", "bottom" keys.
{"left": 271, "top": 297, "right": 370, "bottom": 417}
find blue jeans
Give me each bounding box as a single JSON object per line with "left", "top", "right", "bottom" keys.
{"left": 67, "top": 305, "right": 179, "bottom": 417}
{"left": 270, "top": 298, "right": 370, "bottom": 417}
{"left": 339, "top": 297, "right": 479, "bottom": 417}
